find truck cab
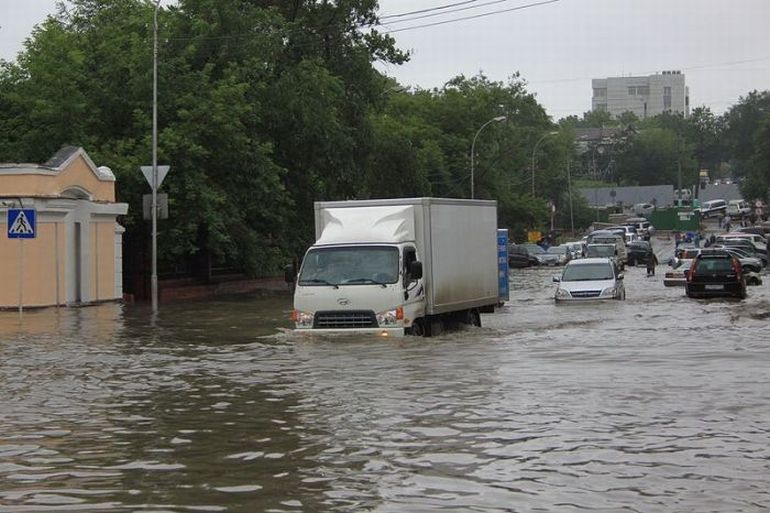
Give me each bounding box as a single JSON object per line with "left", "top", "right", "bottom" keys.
{"left": 292, "top": 243, "right": 424, "bottom": 336}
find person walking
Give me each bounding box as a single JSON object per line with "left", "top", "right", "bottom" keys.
{"left": 646, "top": 249, "right": 658, "bottom": 276}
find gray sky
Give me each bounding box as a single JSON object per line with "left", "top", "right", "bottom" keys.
{"left": 2, "top": 0, "right": 769, "bottom": 119}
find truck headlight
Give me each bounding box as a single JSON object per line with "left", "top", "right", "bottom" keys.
{"left": 555, "top": 288, "right": 571, "bottom": 299}
{"left": 291, "top": 310, "right": 314, "bottom": 328}
{"left": 376, "top": 307, "right": 404, "bottom": 327}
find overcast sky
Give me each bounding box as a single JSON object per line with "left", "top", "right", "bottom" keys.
{"left": 2, "top": 0, "right": 769, "bottom": 119}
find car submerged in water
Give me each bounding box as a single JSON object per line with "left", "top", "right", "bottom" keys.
{"left": 685, "top": 249, "right": 747, "bottom": 299}
{"left": 523, "top": 243, "right": 561, "bottom": 266}
{"left": 553, "top": 257, "right": 626, "bottom": 302}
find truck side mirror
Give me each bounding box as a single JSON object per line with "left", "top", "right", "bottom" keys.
{"left": 284, "top": 264, "right": 296, "bottom": 283}
{"left": 408, "top": 261, "right": 423, "bottom": 280}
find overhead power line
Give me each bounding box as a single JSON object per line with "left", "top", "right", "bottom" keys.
{"left": 383, "top": 0, "right": 561, "bottom": 34}
{"left": 379, "top": 1, "right": 480, "bottom": 20}
{"left": 381, "top": 0, "right": 515, "bottom": 25}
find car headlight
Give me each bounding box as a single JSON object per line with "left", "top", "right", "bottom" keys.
{"left": 376, "top": 307, "right": 404, "bottom": 327}
{"left": 555, "top": 288, "right": 571, "bottom": 299}
{"left": 600, "top": 286, "right": 615, "bottom": 297}
{"left": 292, "top": 310, "right": 314, "bottom": 328}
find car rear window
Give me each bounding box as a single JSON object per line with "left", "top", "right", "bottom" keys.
{"left": 695, "top": 257, "right": 733, "bottom": 273}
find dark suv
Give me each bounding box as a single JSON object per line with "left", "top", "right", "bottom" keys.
{"left": 627, "top": 241, "right": 654, "bottom": 266}
{"left": 685, "top": 249, "right": 746, "bottom": 299}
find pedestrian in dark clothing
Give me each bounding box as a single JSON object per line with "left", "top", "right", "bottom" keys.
{"left": 646, "top": 252, "right": 658, "bottom": 276}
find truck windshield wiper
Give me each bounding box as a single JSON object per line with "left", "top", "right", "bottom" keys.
{"left": 343, "top": 278, "right": 388, "bottom": 288}
{"left": 299, "top": 278, "right": 339, "bottom": 289}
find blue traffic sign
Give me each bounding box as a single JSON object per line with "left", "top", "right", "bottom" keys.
{"left": 7, "top": 209, "right": 36, "bottom": 239}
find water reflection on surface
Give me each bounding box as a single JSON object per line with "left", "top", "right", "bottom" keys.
{"left": 2, "top": 266, "right": 770, "bottom": 512}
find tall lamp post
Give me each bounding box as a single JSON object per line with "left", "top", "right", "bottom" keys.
{"left": 470, "top": 116, "right": 506, "bottom": 199}
{"left": 151, "top": 0, "right": 161, "bottom": 314}
{"left": 531, "top": 131, "right": 558, "bottom": 196}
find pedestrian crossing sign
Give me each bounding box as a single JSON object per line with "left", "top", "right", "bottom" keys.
{"left": 7, "top": 209, "right": 36, "bottom": 239}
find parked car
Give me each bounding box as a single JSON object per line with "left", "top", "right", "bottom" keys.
{"left": 606, "top": 225, "right": 637, "bottom": 244}
{"left": 563, "top": 241, "right": 585, "bottom": 260}
{"left": 553, "top": 257, "right": 625, "bottom": 302}
{"left": 674, "top": 245, "right": 702, "bottom": 260}
{"left": 624, "top": 217, "right": 655, "bottom": 240}
{"left": 585, "top": 243, "right": 621, "bottom": 273}
{"left": 632, "top": 202, "right": 655, "bottom": 216}
{"left": 547, "top": 245, "right": 571, "bottom": 265}
{"left": 696, "top": 199, "right": 727, "bottom": 219}
{"left": 727, "top": 199, "right": 751, "bottom": 219}
{"left": 522, "top": 243, "right": 561, "bottom": 266}
{"left": 718, "top": 232, "right": 767, "bottom": 254}
{"left": 627, "top": 240, "right": 655, "bottom": 266}
{"left": 586, "top": 230, "right": 627, "bottom": 268}
{"left": 736, "top": 226, "right": 769, "bottom": 238}
{"left": 685, "top": 249, "right": 746, "bottom": 299}
{"left": 508, "top": 244, "right": 540, "bottom": 268}
{"left": 710, "top": 246, "right": 762, "bottom": 274}
{"left": 664, "top": 258, "right": 693, "bottom": 287}
{"left": 715, "top": 237, "right": 768, "bottom": 266}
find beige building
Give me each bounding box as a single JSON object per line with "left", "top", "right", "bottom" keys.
{"left": 0, "top": 147, "right": 128, "bottom": 308}
{"left": 592, "top": 71, "right": 689, "bottom": 118}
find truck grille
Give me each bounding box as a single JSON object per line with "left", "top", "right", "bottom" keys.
{"left": 314, "top": 310, "right": 377, "bottom": 329}
{"left": 571, "top": 290, "right": 601, "bottom": 298}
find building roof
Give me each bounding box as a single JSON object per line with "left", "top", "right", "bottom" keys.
{"left": 0, "top": 146, "right": 118, "bottom": 203}
{"left": 573, "top": 127, "right": 625, "bottom": 142}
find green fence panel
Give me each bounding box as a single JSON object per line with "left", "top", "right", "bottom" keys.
{"left": 649, "top": 208, "right": 701, "bottom": 231}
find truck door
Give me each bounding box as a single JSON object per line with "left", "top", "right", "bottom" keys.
{"left": 403, "top": 246, "right": 424, "bottom": 304}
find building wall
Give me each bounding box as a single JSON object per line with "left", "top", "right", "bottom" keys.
{"left": 92, "top": 221, "right": 117, "bottom": 302}
{"left": 592, "top": 72, "right": 688, "bottom": 118}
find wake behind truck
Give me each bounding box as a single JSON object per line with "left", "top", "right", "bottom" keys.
{"left": 287, "top": 198, "right": 500, "bottom": 337}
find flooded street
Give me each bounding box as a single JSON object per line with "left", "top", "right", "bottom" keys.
{"left": 3, "top": 243, "right": 770, "bottom": 512}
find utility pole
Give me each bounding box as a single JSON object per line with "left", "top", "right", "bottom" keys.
{"left": 151, "top": 0, "right": 161, "bottom": 314}
{"left": 567, "top": 160, "right": 575, "bottom": 237}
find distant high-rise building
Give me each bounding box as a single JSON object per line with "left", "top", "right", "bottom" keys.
{"left": 592, "top": 71, "right": 689, "bottom": 118}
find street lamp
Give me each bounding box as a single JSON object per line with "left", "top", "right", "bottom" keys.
{"left": 151, "top": 0, "right": 161, "bottom": 314}
{"left": 531, "top": 131, "right": 558, "bottom": 196}
{"left": 470, "top": 116, "right": 506, "bottom": 199}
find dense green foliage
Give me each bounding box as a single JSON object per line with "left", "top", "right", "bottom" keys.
{"left": 0, "top": 0, "right": 768, "bottom": 286}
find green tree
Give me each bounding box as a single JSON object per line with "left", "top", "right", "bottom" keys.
{"left": 723, "top": 91, "right": 770, "bottom": 199}
{"left": 615, "top": 128, "right": 696, "bottom": 187}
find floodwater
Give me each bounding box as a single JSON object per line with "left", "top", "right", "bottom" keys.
{"left": 2, "top": 243, "right": 770, "bottom": 512}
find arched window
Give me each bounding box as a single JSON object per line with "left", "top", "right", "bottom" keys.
{"left": 60, "top": 186, "right": 92, "bottom": 200}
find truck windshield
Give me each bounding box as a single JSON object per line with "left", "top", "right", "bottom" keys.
{"left": 298, "top": 246, "right": 400, "bottom": 286}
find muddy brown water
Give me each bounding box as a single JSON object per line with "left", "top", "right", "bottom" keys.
{"left": 2, "top": 247, "right": 770, "bottom": 512}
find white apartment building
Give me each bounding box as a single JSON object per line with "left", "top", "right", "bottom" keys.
{"left": 592, "top": 71, "right": 689, "bottom": 118}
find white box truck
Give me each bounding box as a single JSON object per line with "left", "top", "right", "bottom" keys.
{"left": 288, "top": 197, "right": 499, "bottom": 337}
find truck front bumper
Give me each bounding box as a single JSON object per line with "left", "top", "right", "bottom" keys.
{"left": 294, "top": 327, "right": 405, "bottom": 338}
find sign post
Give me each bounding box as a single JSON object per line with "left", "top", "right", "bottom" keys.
{"left": 8, "top": 208, "right": 37, "bottom": 314}
{"left": 497, "top": 229, "right": 510, "bottom": 303}
{"left": 140, "top": 165, "right": 170, "bottom": 314}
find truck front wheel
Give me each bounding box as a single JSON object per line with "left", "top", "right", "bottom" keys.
{"left": 410, "top": 318, "right": 428, "bottom": 337}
